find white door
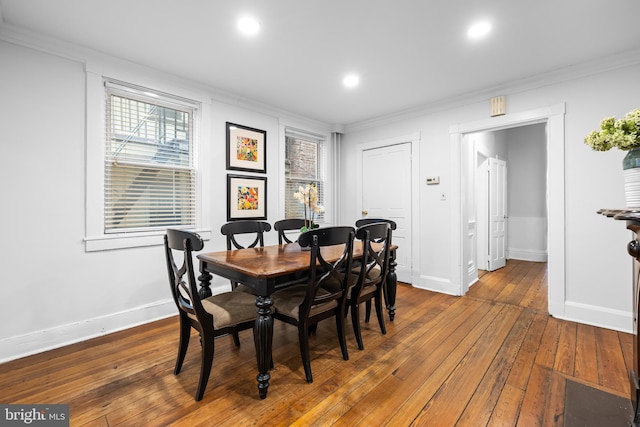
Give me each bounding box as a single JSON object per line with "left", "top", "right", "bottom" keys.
{"left": 361, "top": 143, "right": 412, "bottom": 283}
{"left": 476, "top": 154, "right": 489, "bottom": 272}
{"left": 488, "top": 157, "right": 507, "bottom": 271}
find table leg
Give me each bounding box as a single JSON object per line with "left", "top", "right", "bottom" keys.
{"left": 385, "top": 249, "right": 397, "bottom": 321}
{"left": 254, "top": 295, "right": 273, "bottom": 399}
{"left": 197, "top": 262, "right": 213, "bottom": 299}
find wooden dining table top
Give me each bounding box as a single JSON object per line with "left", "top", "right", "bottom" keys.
{"left": 197, "top": 242, "right": 365, "bottom": 280}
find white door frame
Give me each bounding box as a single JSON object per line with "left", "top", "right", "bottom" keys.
{"left": 355, "top": 132, "right": 421, "bottom": 285}
{"left": 449, "top": 103, "right": 565, "bottom": 318}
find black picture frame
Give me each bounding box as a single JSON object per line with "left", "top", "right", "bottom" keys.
{"left": 226, "top": 122, "right": 267, "bottom": 174}
{"left": 227, "top": 174, "right": 268, "bottom": 221}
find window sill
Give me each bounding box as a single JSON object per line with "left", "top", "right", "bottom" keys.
{"left": 84, "top": 229, "right": 212, "bottom": 252}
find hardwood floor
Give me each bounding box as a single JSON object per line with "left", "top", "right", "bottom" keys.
{"left": 0, "top": 260, "right": 633, "bottom": 426}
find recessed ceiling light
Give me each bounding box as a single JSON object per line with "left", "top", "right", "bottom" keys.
{"left": 238, "top": 16, "right": 260, "bottom": 36}
{"left": 467, "top": 21, "right": 492, "bottom": 39}
{"left": 343, "top": 74, "right": 360, "bottom": 88}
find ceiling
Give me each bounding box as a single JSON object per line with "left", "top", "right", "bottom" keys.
{"left": 1, "top": 0, "right": 640, "bottom": 126}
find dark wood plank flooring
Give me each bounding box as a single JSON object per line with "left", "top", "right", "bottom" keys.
{"left": 0, "top": 260, "right": 633, "bottom": 426}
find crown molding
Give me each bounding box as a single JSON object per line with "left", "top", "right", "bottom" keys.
{"left": 0, "top": 21, "right": 88, "bottom": 64}
{"left": 345, "top": 48, "right": 640, "bottom": 133}
{"left": 3, "top": 20, "right": 638, "bottom": 135}
{"left": 0, "top": 22, "right": 330, "bottom": 132}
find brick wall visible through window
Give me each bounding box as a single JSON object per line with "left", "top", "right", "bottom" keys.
{"left": 285, "top": 131, "right": 325, "bottom": 221}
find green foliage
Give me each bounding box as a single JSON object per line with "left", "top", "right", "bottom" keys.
{"left": 584, "top": 109, "right": 640, "bottom": 151}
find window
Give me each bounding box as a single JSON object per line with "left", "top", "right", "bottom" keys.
{"left": 104, "top": 81, "right": 197, "bottom": 233}
{"left": 284, "top": 128, "right": 326, "bottom": 221}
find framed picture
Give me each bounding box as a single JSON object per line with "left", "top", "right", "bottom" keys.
{"left": 226, "top": 122, "right": 267, "bottom": 173}
{"left": 227, "top": 174, "right": 267, "bottom": 221}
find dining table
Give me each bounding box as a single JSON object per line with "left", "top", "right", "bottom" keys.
{"left": 196, "top": 241, "right": 397, "bottom": 399}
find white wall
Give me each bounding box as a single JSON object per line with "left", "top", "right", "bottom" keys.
{"left": 475, "top": 130, "right": 508, "bottom": 161}
{"left": 0, "top": 37, "right": 331, "bottom": 362}
{"left": 505, "top": 124, "right": 548, "bottom": 261}
{"left": 340, "top": 59, "right": 640, "bottom": 332}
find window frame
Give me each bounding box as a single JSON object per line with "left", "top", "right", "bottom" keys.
{"left": 104, "top": 81, "right": 198, "bottom": 233}
{"left": 280, "top": 123, "right": 334, "bottom": 227}
{"left": 85, "top": 66, "right": 211, "bottom": 251}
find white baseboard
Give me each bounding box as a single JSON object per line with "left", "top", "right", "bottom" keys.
{"left": 0, "top": 284, "right": 236, "bottom": 363}
{"left": 553, "top": 300, "right": 632, "bottom": 334}
{"left": 508, "top": 248, "right": 548, "bottom": 262}
{"left": 0, "top": 299, "right": 177, "bottom": 363}
{"left": 416, "top": 275, "right": 461, "bottom": 296}
{"left": 10, "top": 282, "right": 628, "bottom": 364}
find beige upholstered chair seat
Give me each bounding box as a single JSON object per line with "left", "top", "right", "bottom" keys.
{"left": 346, "top": 274, "right": 377, "bottom": 299}
{"left": 351, "top": 264, "right": 381, "bottom": 279}
{"left": 272, "top": 285, "right": 337, "bottom": 319}
{"left": 200, "top": 292, "right": 258, "bottom": 329}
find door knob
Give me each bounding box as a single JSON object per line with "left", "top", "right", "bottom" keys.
{"left": 362, "top": 210, "right": 368, "bottom": 216}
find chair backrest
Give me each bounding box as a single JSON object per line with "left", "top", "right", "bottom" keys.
{"left": 297, "top": 226, "right": 355, "bottom": 318}
{"left": 164, "top": 229, "right": 209, "bottom": 324}
{"left": 220, "top": 220, "right": 272, "bottom": 250}
{"left": 355, "top": 218, "right": 397, "bottom": 230}
{"left": 273, "top": 219, "right": 307, "bottom": 244}
{"left": 355, "top": 218, "right": 396, "bottom": 244}
{"left": 354, "top": 222, "right": 393, "bottom": 292}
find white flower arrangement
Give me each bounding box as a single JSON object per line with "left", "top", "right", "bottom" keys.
{"left": 293, "top": 183, "right": 324, "bottom": 232}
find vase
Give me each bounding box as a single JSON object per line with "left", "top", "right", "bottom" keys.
{"left": 623, "top": 147, "right": 640, "bottom": 208}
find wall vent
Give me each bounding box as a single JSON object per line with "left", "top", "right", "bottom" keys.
{"left": 490, "top": 96, "right": 506, "bottom": 117}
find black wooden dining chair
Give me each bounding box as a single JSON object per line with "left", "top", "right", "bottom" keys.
{"left": 164, "top": 229, "right": 258, "bottom": 401}
{"left": 221, "top": 220, "right": 272, "bottom": 250}
{"left": 354, "top": 218, "right": 396, "bottom": 318}
{"left": 271, "top": 226, "right": 355, "bottom": 383}
{"left": 220, "top": 220, "right": 272, "bottom": 292}
{"left": 273, "top": 219, "right": 307, "bottom": 244}
{"left": 355, "top": 218, "right": 397, "bottom": 231}
{"left": 347, "top": 222, "right": 392, "bottom": 350}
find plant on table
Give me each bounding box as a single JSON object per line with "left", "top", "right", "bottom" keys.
{"left": 293, "top": 183, "right": 324, "bottom": 232}
{"left": 584, "top": 108, "right": 640, "bottom": 152}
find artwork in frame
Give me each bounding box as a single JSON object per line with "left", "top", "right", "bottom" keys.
{"left": 227, "top": 174, "right": 268, "bottom": 221}
{"left": 226, "top": 122, "right": 267, "bottom": 173}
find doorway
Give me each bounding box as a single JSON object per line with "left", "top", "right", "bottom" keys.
{"left": 471, "top": 124, "right": 547, "bottom": 285}
{"left": 449, "top": 103, "right": 565, "bottom": 319}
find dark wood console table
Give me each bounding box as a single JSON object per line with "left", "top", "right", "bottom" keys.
{"left": 600, "top": 208, "right": 640, "bottom": 425}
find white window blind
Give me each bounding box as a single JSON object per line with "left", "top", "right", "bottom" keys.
{"left": 284, "top": 128, "right": 326, "bottom": 221}
{"left": 104, "top": 81, "right": 197, "bottom": 233}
